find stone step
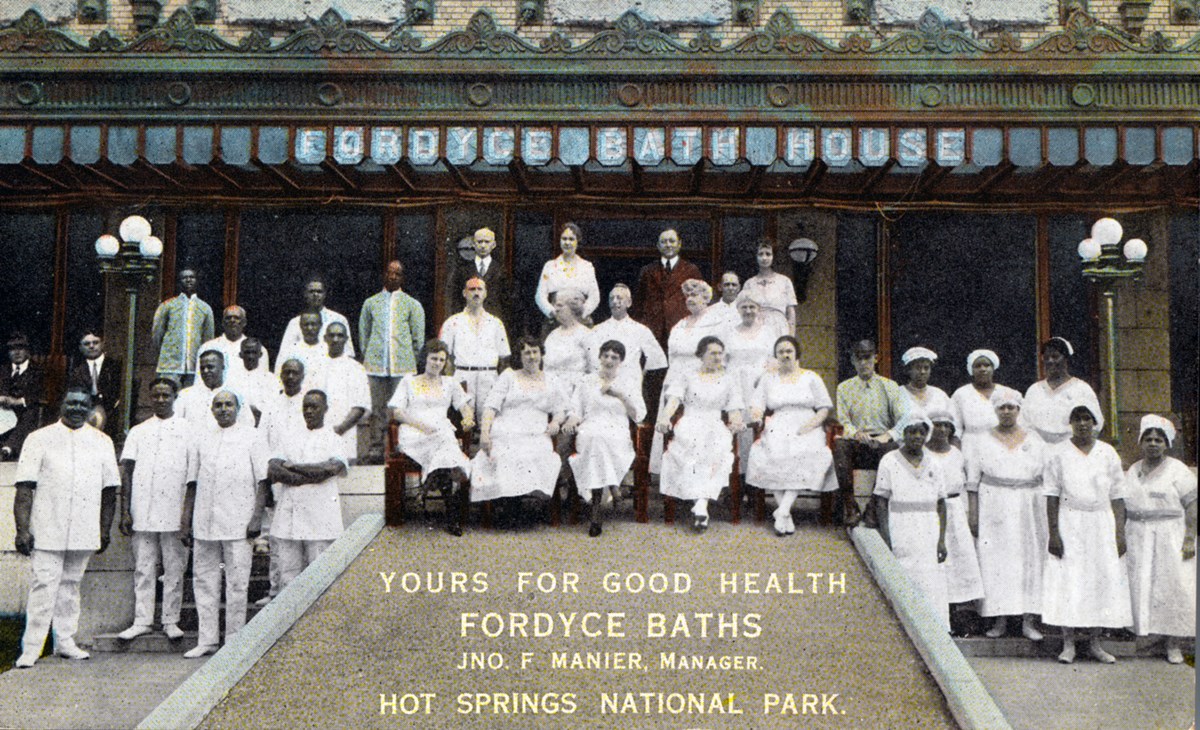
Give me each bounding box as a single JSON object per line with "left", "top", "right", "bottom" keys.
{"left": 91, "top": 631, "right": 196, "bottom": 653}
{"left": 954, "top": 635, "right": 1175, "bottom": 659}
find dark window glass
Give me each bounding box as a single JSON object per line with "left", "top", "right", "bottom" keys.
{"left": 889, "top": 213, "right": 1038, "bottom": 392}
{"left": 175, "top": 211, "right": 226, "bottom": 313}
{"left": 394, "top": 213, "right": 435, "bottom": 337}
{"left": 1048, "top": 216, "right": 1095, "bottom": 385}
{"left": 722, "top": 216, "right": 766, "bottom": 285}
{"left": 1170, "top": 212, "right": 1198, "bottom": 462}
{"left": 0, "top": 213, "right": 56, "bottom": 356}
{"left": 836, "top": 214, "right": 878, "bottom": 382}
{"left": 237, "top": 209, "right": 384, "bottom": 356}
{"left": 66, "top": 212, "right": 105, "bottom": 355}
{"left": 513, "top": 211, "right": 554, "bottom": 338}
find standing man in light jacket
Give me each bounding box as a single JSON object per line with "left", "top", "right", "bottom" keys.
{"left": 152, "top": 268, "right": 215, "bottom": 388}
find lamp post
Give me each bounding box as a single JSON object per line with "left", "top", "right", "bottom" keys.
{"left": 1077, "top": 216, "right": 1147, "bottom": 443}
{"left": 95, "top": 215, "right": 162, "bottom": 435}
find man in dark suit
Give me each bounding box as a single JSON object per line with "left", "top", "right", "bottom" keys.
{"left": 633, "top": 228, "right": 703, "bottom": 347}
{"left": 449, "top": 227, "right": 512, "bottom": 330}
{"left": 68, "top": 329, "right": 124, "bottom": 440}
{"left": 0, "top": 332, "right": 44, "bottom": 460}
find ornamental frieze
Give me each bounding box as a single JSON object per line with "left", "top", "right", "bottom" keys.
{"left": 0, "top": 6, "right": 1196, "bottom": 57}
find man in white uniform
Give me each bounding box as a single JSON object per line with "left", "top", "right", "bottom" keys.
{"left": 199, "top": 305, "right": 271, "bottom": 382}
{"left": 225, "top": 337, "right": 277, "bottom": 426}
{"left": 279, "top": 276, "right": 354, "bottom": 360}
{"left": 439, "top": 277, "right": 510, "bottom": 424}
{"left": 709, "top": 272, "right": 742, "bottom": 329}
{"left": 13, "top": 387, "right": 120, "bottom": 668}
{"left": 278, "top": 312, "right": 331, "bottom": 378}
{"left": 589, "top": 284, "right": 667, "bottom": 391}
{"left": 116, "top": 377, "right": 193, "bottom": 642}
{"left": 257, "top": 358, "right": 309, "bottom": 604}
{"left": 267, "top": 390, "right": 348, "bottom": 589}
{"left": 176, "top": 350, "right": 252, "bottom": 429}
{"left": 313, "top": 322, "right": 369, "bottom": 462}
{"left": 182, "top": 391, "right": 269, "bottom": 658}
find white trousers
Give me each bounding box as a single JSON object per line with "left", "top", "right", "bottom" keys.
{"left": 22, "top": 549, "right": 91, "bottom": 655}
{"left": 276, "top": 538, "right": 334, "bottom": 590}
{"left": 456, "top": 369, "right": 498, "bottom": 424}
{"left": 131, "top": 531, "right": 189, "bottom": 627}
{"left": 192, "top": 538, "right": 252, "bottom": 647}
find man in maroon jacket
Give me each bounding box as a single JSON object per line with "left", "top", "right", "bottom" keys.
{"left": 633, "top": 229, "right": 703, "bottom": 346}
{"left": 633, "top": 229, "right": 703, "bottom": 423}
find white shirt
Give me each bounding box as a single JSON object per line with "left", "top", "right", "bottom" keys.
{"left": 120, "top": 414, "right": 192, "bottom": 532}
{"left": 534, "top": 255, "right": 601, "bottom": 318}
{"left": 1023, "top": 378, "right": 1104, "bottom": 445}
{"left": 589, "top": 316, "right": 668, "bottom": 385}
{"left": 86, "top": 354, "right": 106, "bottom": 394}
{"left": 176, "top": 381, "right": 253, "bottom": 429}
{"left": 279, "top": 307, "right": 354, "bottom": 364}
{"left": 708, "top": 300, "right": 741, "bottom": 330}
{"left": 262, "top": 390, "right": 307, "bottom": 452}
{"left": 199, "top": 334, "right": 272, "bottom": 382}
{"left": 188, "top": 422, "right": 269, "bottom": 541}
{"left": 277, "top": 341, "right": 331, "bottom": 382}
{"left": 270, "top": 424, "right": 347, "bottom": 541}
{"left": 225, "top": 366, "right": 280, "bottom": 420}
{"left": 314, "top": 355, "right": 371, "bottom": 431}
{"left": 16, "top": 422, "right": 119, "bottom": 551}
{"left": 440, "top": 311, "right": 511, "bottom": 368}
{"left": 11, "top": 361, "right": 27, "bottom": 377}
{"left": 474, "top": 256, "right": 493, "bottom": 277}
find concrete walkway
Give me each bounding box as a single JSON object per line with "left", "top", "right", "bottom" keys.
{"left": 0, "top": 653, "right": 202, "bottom": 730}
{"left": 968, "top": 655, "right": 1195, "bottom": 730}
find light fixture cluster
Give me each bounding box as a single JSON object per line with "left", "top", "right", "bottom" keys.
{"left": 1077, "top": 216, "right": 1147, "bottom": 283}
{"left": 95, "top": 215, "right": 163, "bottom": 272}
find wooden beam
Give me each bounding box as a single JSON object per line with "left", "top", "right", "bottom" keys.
{"left": 320, "top": 159, "right": 360, "bottom": 191}
{"left": 630, "top": 160, "right": 644, "bottom": 195}
{"left": 859, "top": 159, "right": 896, "bottom": 198}
{"left": 204, "top": 162, "right": 244, "bottom": 191}
{"left": 134, "top": 159, "right": 185, "bottom": 189}
{"left": 262, "top": 164, "right": 301, "bottom": 191}
{"left": 386, "top": 163, "right": 416, "bottom": 192}
{"left": 915, "top": 164, "right": 953, "bottom": 196}
{"left": 973, "top": 161, "right": 1015, "bottom": 195}
{"left": 19, "top": 161, "right": 71, "bottom": 190}
{"left": 742, "top": 165, "right": 765, "bottom": 197}
{"left": 570, "top": 165, "right": 584, "bottom": 194}
{"left": 799, "top": 160, "right": 827, "bottom": 196}
{"left": 444, "top": 161, "right": 473, "bottom": 192}
{"left": 508, "top": 158, "right": 531, "bottom": 196}
{"left": 689, "top": 160, "right": 705, "bottom": 196}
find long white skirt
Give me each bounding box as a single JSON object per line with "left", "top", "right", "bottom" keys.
{"left": 745, "top": 409, "right": 834, "bottom": 493}
{"left": 660, "top": 409, "right": 733, "bottom": 502}
{"left": 943, "top": 494, "right": 984, "bottom": 603}
{"left": 976, "top": 485, "right": 1047, "bottom": 617}
{"left": 469, "top": 407, "right": 560, "bottom": 502}
{"left": 569, "top": 414, "right": 635, "bottom": 494}
{"left": 1042, "top": 506, "right": 1132, "bottom": 628}
{"left": 397, "top": 424, "right": 470, "bottom": 481}
{"left": 1126, "top": 517, "right": 1196, "bottom": 636}
{"left": 889, "top": 507, "right": 949, "bottom": 630}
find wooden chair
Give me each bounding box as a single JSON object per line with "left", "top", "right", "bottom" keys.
{"left": 660, "top": 407, "right": 743, "bottom": 525}
{"left": 553, "top": 420, "right": 653, "bottom": 525}
{"left": 742, "top": 415, "right": 841, "bottom": 526}
{"left": 383, "top": 421, "right": 473, "bottom": 527}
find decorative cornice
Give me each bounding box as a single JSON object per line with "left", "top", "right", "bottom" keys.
{"left": 0, "top": 6, "right": 1196, "bottom": 57}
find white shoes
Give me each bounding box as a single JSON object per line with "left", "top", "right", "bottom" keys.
{"left": 1166, "top": 647, "right": 1185, "bottom": 664}
{"left": 183, "top": 643, "right": 218, "bottom": 659}
{"left": 1021, "top": 617, "right": 1044, "bottom": 641}
{"left": 117, "top": 625, "right": 152, "bottom": 641}
{"left": 54, "top": 640, "right": 90, "bottom": 660}
{"left": 163, "top": 624, "right": 185, "bottom": 640}
{"left": 1057, "top": 641, "right": 1076, "bottom": 664}
{"left": 254, "top": 595, "right": 272, "bottom": 607}
{"left": 1087, "top": 643, "right": 1116, "bottom": 664}
{"left": 14, "top": 651, "right": 39, "bottom": 668}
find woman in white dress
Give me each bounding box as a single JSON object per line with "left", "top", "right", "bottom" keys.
{"left": 657, "top": 336, "right": 745, "bottom": 531}
{"left": 1124, "top": 415, "right": 1197, "bottom": 664}
{"left": 745, "top": 335, "right": 834, "bottom": 536}
{"left": 470, "top": 336, "right": 567, "bottom": 524}
{"left": 925, "top": 409, "right": 984, "bottom": 622}
{"left": 563, "top": 340, "right": 647, "bottom": 538}
{"left": 966, "top": 387, "right": 1049, "bottom": 640}
{"left": 951, "top": 349, "right": 1007, "bottom": 454}
{"left": 901, "top": 347, "right": 954, "bottom": 432}
{"left": 741, "top": 240, "right": 797, "bottom": 340}
{"left": 726, "top": 295, "right": 778, "bottom": 474}
{"left": 1023, "top": 337, "right": 1104, "bottom": 445}
{"left": 388, "top": 340, "right": 474, "bottom": 536}
{"left": 650, "top": 279, "right": 731, "bottom": 473}
{"left": 534, "top": 222, "right": 601, "bottom": 328}
{"left": 873, "top": 413, "right": 950, "bottom": 630}
{"left": 543, "top": 289, "right": 594, "bottom": 398}
{"left": 1042, "top": 404, "right": 1131, "bottom": 664}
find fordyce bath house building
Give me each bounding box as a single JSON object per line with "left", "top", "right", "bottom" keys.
{"left": 0, "top": 0, "right": 1195, "bottom": 463}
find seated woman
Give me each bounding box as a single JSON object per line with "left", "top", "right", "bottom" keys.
{"left": 543, "top": 288, "right": 594, "bottom": 400}
{"left": 1124, "top": 415, "right": 1197, "bottom": 664}
{"left": 388, "top": 339, "right": 474, "bottom": 536}
{"left": 925, "top": 409, "right": 984, "bottom": 628}
{"left": 470, "top": 336, "right": 567, "bottom": 524}
{"left": 873, "top": 412, "right": 950, "bottom": 630}
{"left": 656, "top": 335, "right": 745, "bottom": 532}
{"left": 725, "top": 295, "right": 778, "bottom": 476}
{"left": 745, "top": 335, "right": 833, "bottom": 536}
{"left": 563, "top": 340, "right": 647, "bottom": 538}
{"left": 1023, "top": 337, "right": 1103, "bottom": 445}
{"left": 1042, "top": 404, "right": 1131, "bottom": 664}
{"left": 535, "top": 222, "right": 601, "bottom": 330}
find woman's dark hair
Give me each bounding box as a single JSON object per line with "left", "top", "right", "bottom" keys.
{"left": 512, "top": 335, "right": 545, "bottom": 370}
{"left": 774, "top": 335, "right": 801, "bottom": 359}
{"left": 417, "top": 339, "right": 452, "bottom": 374}
{"left": 695, "top": 335, "right": 725, "bottom": 358}
{"left": 598, "top": 339, "right": 626, "bottom": 361}
{"left": 560, "top": 222, "right": 583, "bottom": 246}
{"left": 1069, "top": 404, "right": 1098, "bottom": 423}
{"left": 149, "top": 376, "right": 180, "bottom": 394}
{"left": 1040, "top": 337, "right": 1073, "bottom": 359}
{"left": 1140, "top": 427, "right": 1169, "bottom": 443}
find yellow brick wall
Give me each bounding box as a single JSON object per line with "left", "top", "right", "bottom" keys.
{"left": 40, "top": 0, "right": 1199, "bottom": 50}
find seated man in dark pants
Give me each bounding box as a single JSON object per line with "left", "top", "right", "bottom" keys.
{"left": 833, "top": 339, "right": 908, "bottom": 526}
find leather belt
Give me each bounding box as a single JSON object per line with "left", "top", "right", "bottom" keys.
{"left": 457, "top": 366, "right": 497, "bottom": 371}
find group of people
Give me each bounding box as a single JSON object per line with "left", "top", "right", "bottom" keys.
{"left": 861, "top": 340, "right": 1195, "bottom": 665}
{"left": 7, "top": 222, "right": 1193, "bottom": 670}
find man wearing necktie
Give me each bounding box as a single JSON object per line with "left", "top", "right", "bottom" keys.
{"left": 68, "top": 329, "right": 123, "bottom": 441}
{"left": 633, "top": 229, "right": 703, "bottom": 347}
{"left": 360, "top": 260, "right": 425, "bottom": 463}
{"left": 0, "top": 332, "right": 44, "bottom": 460}
{"left": 151, "top": 268, "right": 215, "bottom": 388}
{"left": 449, "top": 227, "right": 512, "bottom": 329}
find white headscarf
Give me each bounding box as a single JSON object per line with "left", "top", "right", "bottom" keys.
{"left": 1138, "top": 414, "right": 1176, "bottom": 447}
{"left": 901, "top": 347, "right": 938, "bottom": 366}
{"left": 989, "top": 386, "right": 1022, "bottom": 410}
{"left": 896, "top": 409, "right": 934, "bottom": 443}
{"left": 966, "top": 349, "right": 1000, "bottom": 376}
